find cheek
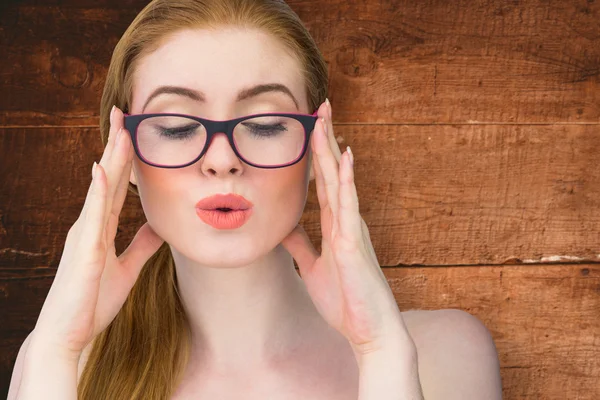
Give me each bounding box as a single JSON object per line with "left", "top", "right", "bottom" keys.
{"left": 256, "top": 162, "right": 309, "bottom": 234}
{"left": 131, "top": 158, "right": 311, "bottom": 265}
{"left": 132, "top": 161, "right": 182, "bottom": 236}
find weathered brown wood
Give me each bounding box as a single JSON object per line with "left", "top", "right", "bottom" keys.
{"left": 1, "top": 1, "right": 599, "bottom": 399}
{"left": 386, "top": 264, "right": 600, "bottom": 400}
{"left": 1, "top": 0, "right": 599, "bottom": 126}
{"left": 1, "top": 264, "right": 598, "bottom": 399}
{"left": 1, "top": 125, "right": 599, "bottom": 268}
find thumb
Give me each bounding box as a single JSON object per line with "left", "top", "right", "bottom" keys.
{"left": 120, "top": 222, "right": 165, "bottom": 275}
{"left": 281, "top": 224, "right": 319, "bottom": 276}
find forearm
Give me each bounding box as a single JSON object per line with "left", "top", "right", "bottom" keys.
{"left": 16, "top": 336, "right": 79, "bottom": 400}
{"left": 357, "top": 344, "right": 424, "bottom": 400}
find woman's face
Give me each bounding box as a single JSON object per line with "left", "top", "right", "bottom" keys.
{"left": 128, "top": 27, "right": 314, "bottom": 267}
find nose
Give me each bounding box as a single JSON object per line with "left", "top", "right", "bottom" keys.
{"left": 199, "top": 132, "right": 244, "bottom": 176}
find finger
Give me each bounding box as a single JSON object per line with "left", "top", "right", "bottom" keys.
{"left": 314, "top": 113, "right": 341, "bottom": 231}
{"left": 105, "top": 142, "right": 133, "bottom": 243}
{"left": 80, "top": 105, "right": 121, "bottom": 221}
{"left": 103, "top": 107, "right": 130, "bottom": 230}
{"left": 316, "top": 101, "right": 341, "bottom": 165}
{"left": 118, "top": 222, "right": 165, "bottom": 278}
{"left": 324, "top": 98, "right": 342, "bottom": 162}
{"left": 311, "top": 144, "right": 328, "bottom": 211}
{"left": 105, "top": 109, "right": 135, "bottom": 243}
{"left": 59, "top": 166, "right": 98, "bottom": 282}
{"left": 103, "top": 105, "right": 120, "bottom": 159}
{"left": 312, "top": 148, "right": 338, "bottom": 244}
{"left": 80, "top": 163, "right": 108, "bottom": 276}
{"left": 77, "top": 161, "right": 102, "bottom": 225}
{"left": 280, "top": 224, "right": 319, "bottom": 276}
{"left": 311, "top": 118, "right": 342, "bottom": 244}
{"left": 338, "top": 147, "right": 362, "bottom": 245}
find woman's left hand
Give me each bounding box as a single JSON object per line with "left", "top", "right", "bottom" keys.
{"left": 281, "top": 99, "right": 416, "bottom": 361}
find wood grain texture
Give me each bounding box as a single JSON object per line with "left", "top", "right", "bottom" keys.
{"left": 1, "top": 125, "right": 599, "bottom": 268}
{"left": 386, "top": 264, "right": 600, "bottom": 400}
{"left": 1, "top": 0, "right": 599, "bottom": 126}
{"left": 1, "top": 0, "right": 599, "bottom": 399}
{"left": 1, "top": 264, "right": 598, "bottom": 399}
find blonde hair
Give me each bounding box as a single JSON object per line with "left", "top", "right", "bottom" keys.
{"left": 78, "top": 0, "right": 328, "bottom": 398}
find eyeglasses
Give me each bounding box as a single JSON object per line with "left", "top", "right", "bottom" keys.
{"left": 122, "top": 110, "right": 319, "bottom": 169}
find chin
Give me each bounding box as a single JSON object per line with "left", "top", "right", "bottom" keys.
{"left": 163, "top": 201, "right": 302, "bottom": 267}
{"left": 171, "top": 231, "right": 275, "bottom": 269}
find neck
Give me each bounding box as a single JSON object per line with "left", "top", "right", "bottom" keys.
{"left": 172, "top": 242, "right": 323, "bottom": 374}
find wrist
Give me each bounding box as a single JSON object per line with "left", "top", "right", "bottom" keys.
{"left": 27, "top": 330, "right": 83, "bottom": 365}
{"left": 357, "top": 346, "right": 423, "bottom": 400}
{"left": 356, "top": 341, "right": 418, "bottom": 371}
{"left": 18, "top": 336, "right": 79, "bottom": 400}
{"left": 352, "top": 320, "right": 418, "bottom": 366}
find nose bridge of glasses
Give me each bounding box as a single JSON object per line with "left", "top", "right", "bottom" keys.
{"left": 203, "top": 119, "right": 237, "bottom": 137}
{"left": 203, "top": 119, "right": 237, "bottom": 152}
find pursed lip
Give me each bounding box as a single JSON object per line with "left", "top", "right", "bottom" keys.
{"left": 195, "top": 193, "right": 253, "bottom": 211}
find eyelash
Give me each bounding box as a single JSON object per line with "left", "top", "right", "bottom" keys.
{"left": 157, "top": 122, "right": 287, "bottom": 141}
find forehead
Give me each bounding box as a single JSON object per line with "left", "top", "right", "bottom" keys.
{"left": 130, "top": 27, "right": 307, "bottom": 112}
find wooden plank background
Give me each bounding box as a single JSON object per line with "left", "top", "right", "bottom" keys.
{"left": 1, "top": 0, "right": 598, "bottom": 398}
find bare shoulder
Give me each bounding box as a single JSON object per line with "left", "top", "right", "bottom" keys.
{"left": 400, "top": 308, "right": 493, "bottom": 346}
{"left": 400, "top": 308, "right": 503, "bottom": 400}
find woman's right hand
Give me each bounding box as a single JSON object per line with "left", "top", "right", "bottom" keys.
{"left": 29, "top": 105, "right": 165, "bottom": 361}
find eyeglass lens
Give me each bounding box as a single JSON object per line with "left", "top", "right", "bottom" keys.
{"left": 135, "top": 115, "right": 306, "bottom": 167}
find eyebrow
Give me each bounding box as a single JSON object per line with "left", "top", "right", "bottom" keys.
{"left": 141, "top": 83, "right": 300, "bottom": 113}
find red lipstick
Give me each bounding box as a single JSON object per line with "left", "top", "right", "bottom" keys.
{"left": 195, "top": 193, "right": 253, "bottom": 229}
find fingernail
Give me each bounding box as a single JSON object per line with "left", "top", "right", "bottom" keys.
{"left": 92, "top": 161, "right": 97, "bottom": 179}
{"left": 325, "top": 98, "right": 331, "bottom": 118}
{"left": 110, "top": 105, "right": 116, "bottom": 122}
{"left": 347, "top": 146, "right": 354, "bottom": 165}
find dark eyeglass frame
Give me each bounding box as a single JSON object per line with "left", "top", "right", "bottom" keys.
{"left": 122, "top": 110, "right": 319, "bottom": 169}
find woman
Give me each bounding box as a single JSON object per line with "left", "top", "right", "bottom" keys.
{"left": 10, "top": 0, "right": 503, "bottom": 399}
